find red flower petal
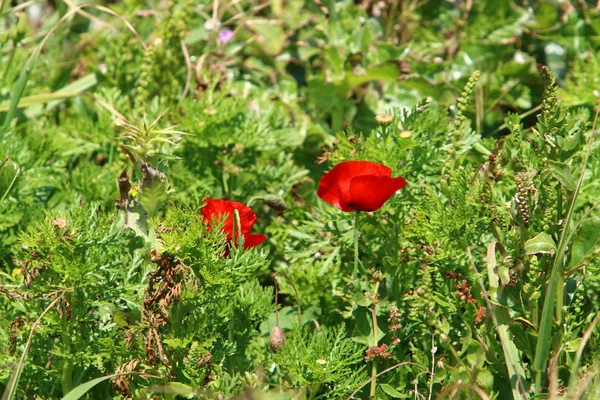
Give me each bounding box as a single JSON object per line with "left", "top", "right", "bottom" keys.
{"left": 317, "top": 160, "right": 406, "bottom": 212}
{"left": 348, "top": 175, "right": 406, "bottom": 212}
{"left": 244, "top": 234, "right": 267, "bottom": 249}
{"left": 201, "top": 198, "right": 266, "bottom": 248}
{"left": 201, "top": 199, "right": 234, "bottom": 239}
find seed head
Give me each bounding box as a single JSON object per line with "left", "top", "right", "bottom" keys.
{"left": 269, "top": 326, "right": 285, "bottom": 352}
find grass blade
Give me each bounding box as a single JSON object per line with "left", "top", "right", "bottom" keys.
{"left": 61, "top": 373, "right": 133, "bottom": 400}
{"left": 533, "top": 107, "right": 599, "bottom": 390}
{"left": 1, "top": 64, "right": 30, "bottom": 133}
{"left": 0, "top": 73, "right": 98, "bottom": 113}
{"left": 1, "top": 2, "right": 141, "bottom": 133}
{"left": 1, "top": 296, "right": 61, "bottom": 400}
{"left": 0, "top": 158, "right": 20, "bottom": 202}
{"left": 567, "top": 313, "right": 600, "bottom": 396}
{"left": 474, "top": 244, "right": 527, "bottom": 399}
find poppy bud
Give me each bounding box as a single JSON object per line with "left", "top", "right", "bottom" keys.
{"left": 269, "top": 326, "right": 285, "bottom": 352}
{"left": 264, "top": 195, "right": 287, "bottom": 212}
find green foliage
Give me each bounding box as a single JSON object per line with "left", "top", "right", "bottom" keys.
{"left": 1, "top": 204, "right": 144, "bottom": 398}
{"left": 275, "top": 325, "right": 367, "bottom": 398}
{"left": 2, "top": 0, "right": 600, "bottom": 399}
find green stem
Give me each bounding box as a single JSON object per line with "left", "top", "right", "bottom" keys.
{"left": 331, "top": 109, "right": 343, "bottom": 134}
{"left": 354, "top": 211, "right": 360, "bottom": 276}
{"left": 1, "top": 40, "right": 16, "bottom": 85}
{"left": 278, "top": 271, "right": 302, "bottom": 327}
{"left": 233, "top": 209, "right": 242, "bottom": 248}
{"left": 370, "top": 282, "right": 380, "bottom": 398}
{"left": 385, "top": 0, "right": 399, "bottom": 40}
{"left": 61, "top": 333, "right": 73, "bottom": 395}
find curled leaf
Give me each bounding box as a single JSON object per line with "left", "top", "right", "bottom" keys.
{"left": 524, "top": 232, "right": 556, "bottom": 255}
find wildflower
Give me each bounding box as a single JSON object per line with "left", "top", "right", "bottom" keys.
{"left": 218, "top": 29, "right": 234, "bottom": 44}
{"left": 474, "top": 307, "right": 486, "bottom": 324}
{"left": 455, "top": 279, "right": 476, "bottom": 304}
{"left": 201, "top": 198, "right": 267, "bottom": 249}
{"left": 445, "top": 271, "right": 461, "bottom": 280}
{"left": 317, "top": 160, "right": 406, "bottom": 212}
{"left": 388, "top": 306, "right": 401, "bottom": 347}
{"left": 365, "top": 344, "right": 391, "bottom": 361}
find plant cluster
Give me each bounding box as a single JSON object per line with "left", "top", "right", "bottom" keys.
{"left": 1, "top": 1, "right": 600, "bottom": 399}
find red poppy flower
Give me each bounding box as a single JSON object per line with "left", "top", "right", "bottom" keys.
{"left": 317, "top": 160, "right": 406, "bottom": 212}
{"left": 201, "top": 198, "right": 267, "bottom": 249}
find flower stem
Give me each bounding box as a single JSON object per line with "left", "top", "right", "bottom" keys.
{"left": 233, "top": 209, "right": 242, "bottom": 247}
{"left": 354, "top": 211, "right": 360, "bottom": 276}
{"left": 370, "top": 281, "right": 380, "bottom": 398}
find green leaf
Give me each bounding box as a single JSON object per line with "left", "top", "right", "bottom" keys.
{"left": 138, "top": 181, "right": 169, "bottom": 217}
{"left": 547, "top": 161, "right": 575, "bottom": 192}
{"left": 345, "top": 60, "right": 402, "bottom": 89}
{"left": 61, "top": 373, "right": 133, "bottom": 400}
{"left": 0, "top": 73, "right": 97, "bottom": 112}
{"left": 351, "top": 308, "right": 385, "bottom": 346}
{"left": 380, "top": 383, "right": 406, "bottom": 398}
{"left": 397, "top": 76, "right": 454, "bottom": 103}
{"left": 0, "top": 158, "right": 20, "bottom": 202}
{"left": 476, "top": 368, "right": 494, "bottom": 390}
{"left": 485, "top": 11, "right": 531, "bottom": 43}
{"left": 3, "top": 299, "right": 59, "bottom": 400}
{"left": 495, "top": 309, "right": 528, "bottom": 399}
{"left": 533, "top": 2, "right": 558, "bottom": 30}
{"left": 146, "top": 382, "right": 199, "bottom": 398}
{"left": 1, "top": 62, "right": 30, "bottom": 132}
{"left": 247, "top": 20, "right": 286, "bottom": 55}
{"left": 569, "top": 217, "right": 600, "bottom": 267}
{"left": 486, "top": 241, "right": 507, "bottom": 290}
{"left": 498, "top": 266, "right": 511, "bottom": 286}
{"left": 524, "top": 233, "right": 556, "bottom": 255}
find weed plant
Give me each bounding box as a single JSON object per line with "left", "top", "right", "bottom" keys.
{"left": 1, "top": 1, "right": 600, "bottom": 399}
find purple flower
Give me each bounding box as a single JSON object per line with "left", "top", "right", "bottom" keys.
{"left": 218, "top": 29, "right": 234, "bottom": 44}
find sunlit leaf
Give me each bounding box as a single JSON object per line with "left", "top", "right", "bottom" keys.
{"left": 524, "top": 232, "right": 556, "bottom": 255}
